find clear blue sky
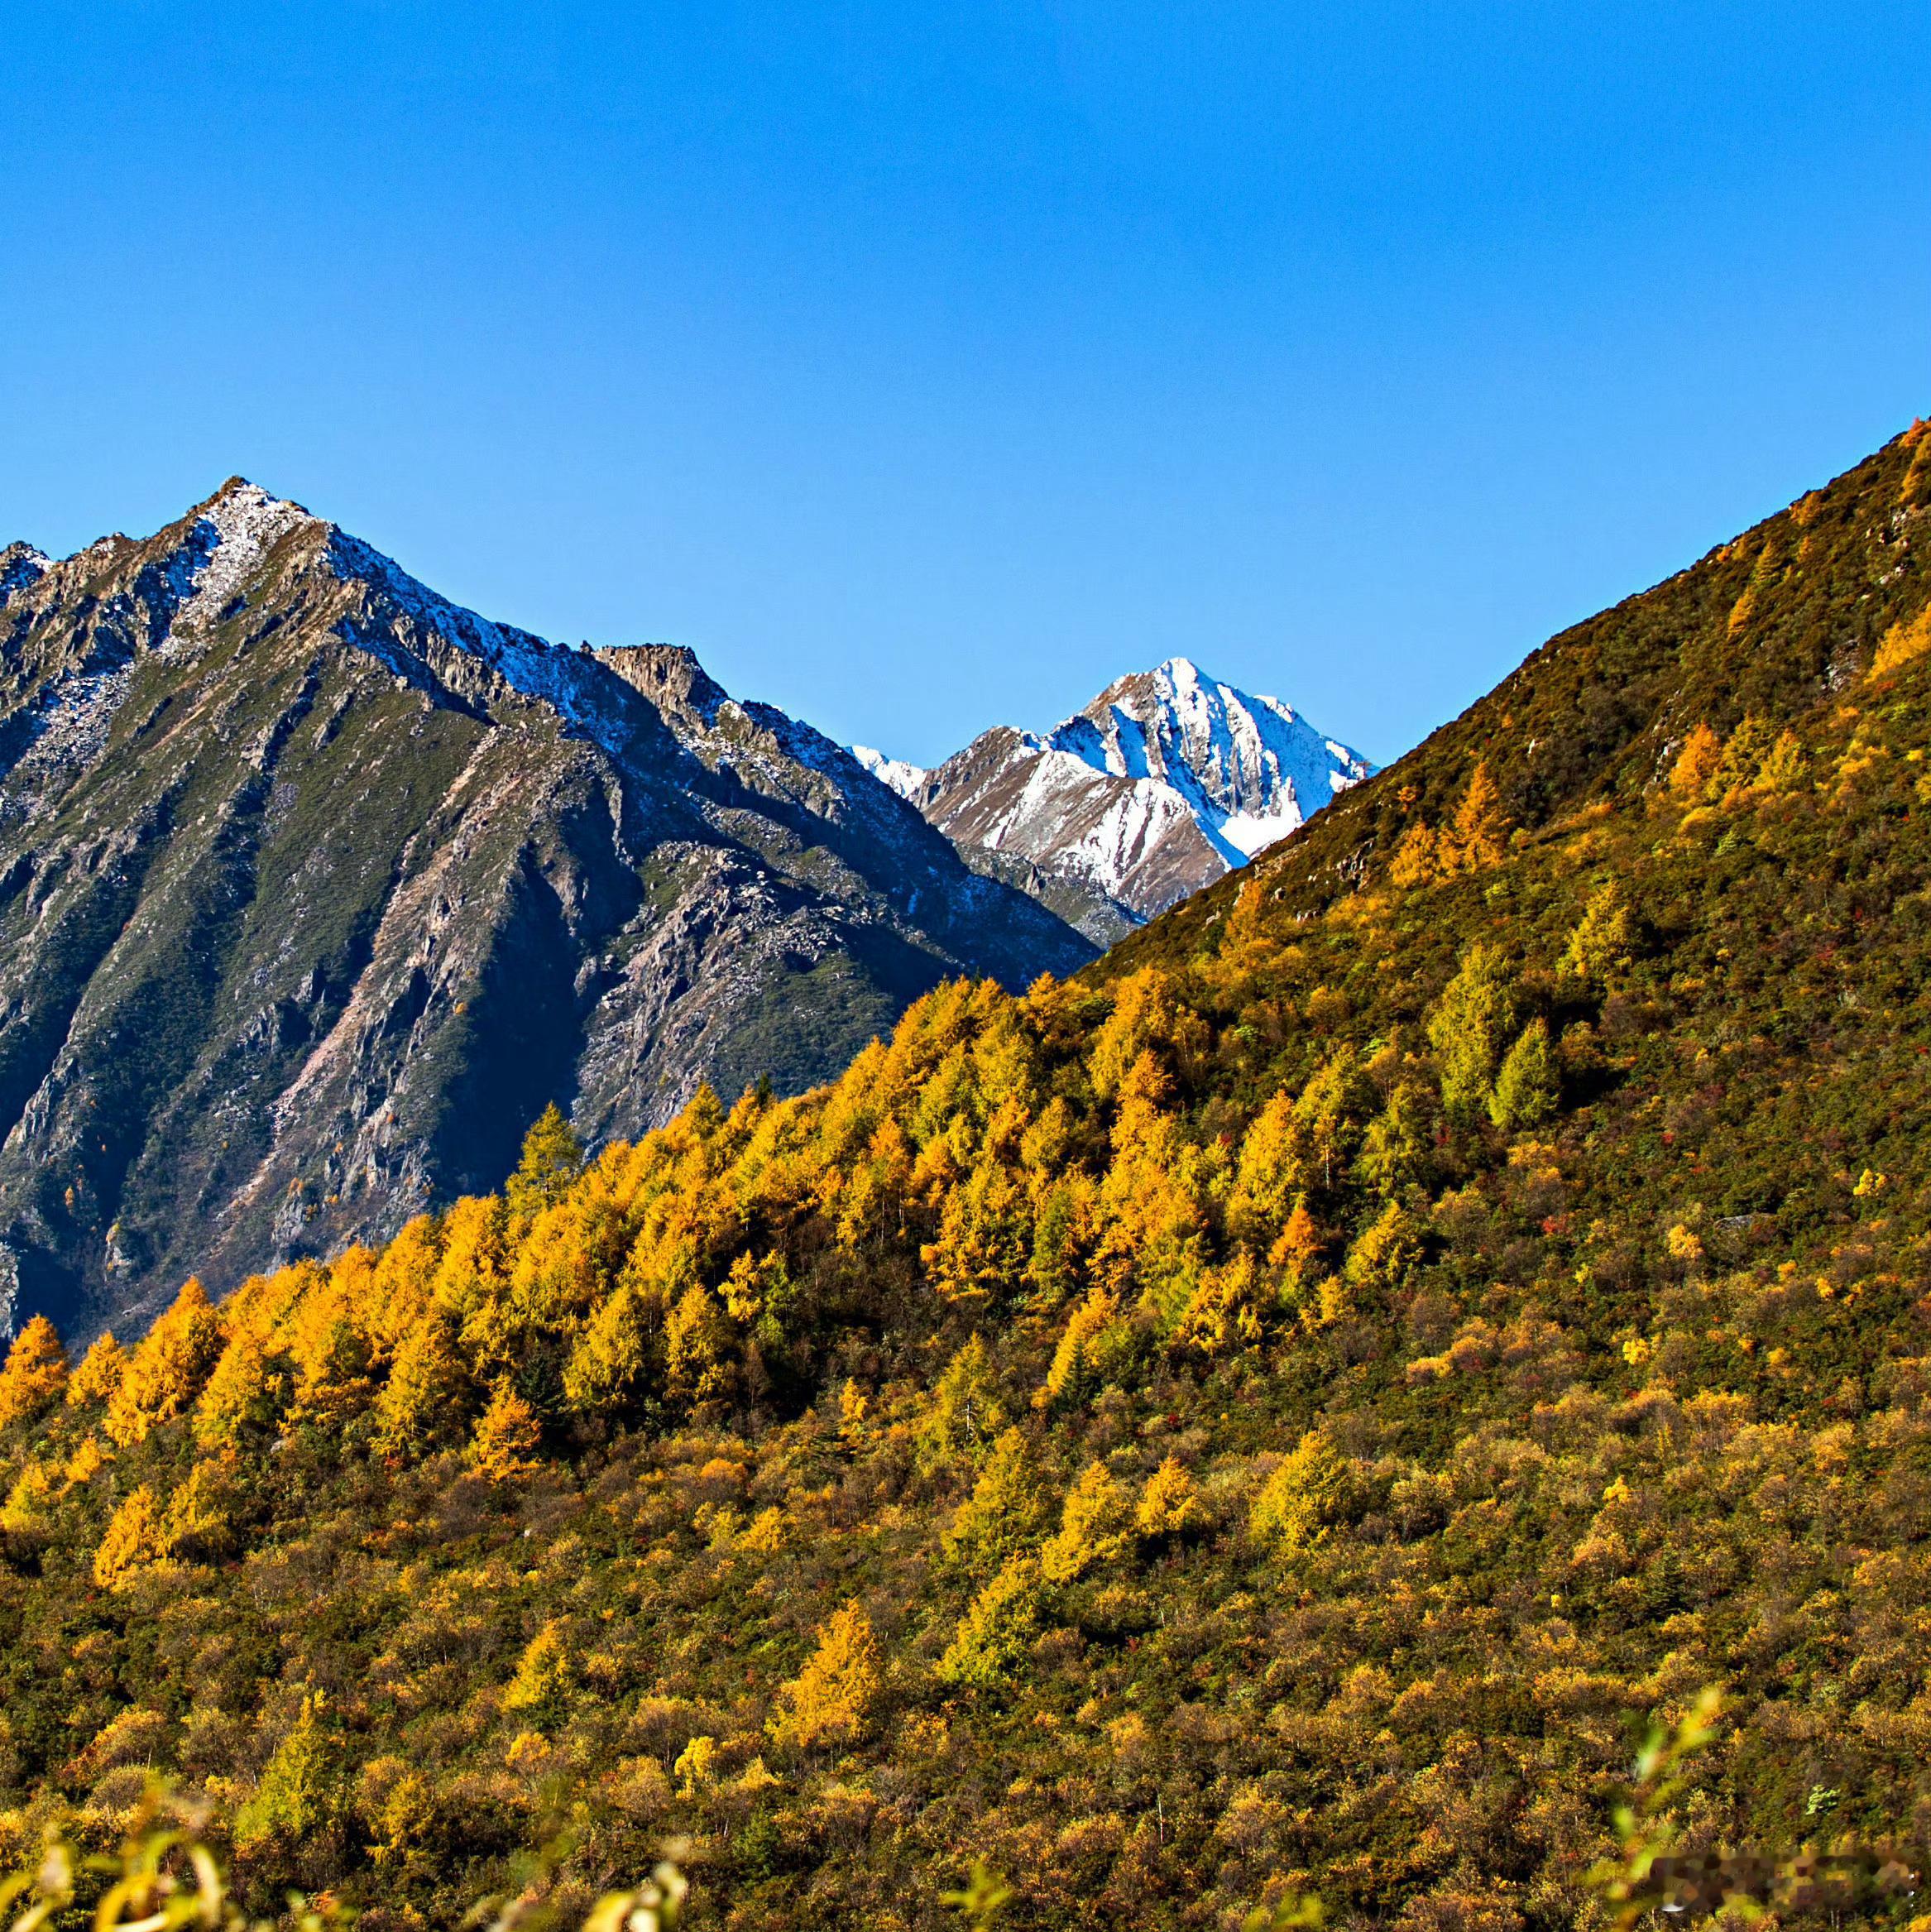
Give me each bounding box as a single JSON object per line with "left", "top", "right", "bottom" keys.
{"left": 5, "top": 3, "right": 1930, "bottom": 767}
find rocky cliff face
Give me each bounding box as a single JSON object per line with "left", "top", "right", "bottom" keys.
{"left": 860, "top": 657, "right": 1373, "bottom": 942}
{"left": 0, "top": 482, "right": 1092, "bottom": 1338}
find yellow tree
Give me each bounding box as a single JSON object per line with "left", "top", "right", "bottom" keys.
{"left": 914, "top": 1335, "right": 1006, "bottom": 1474}
{"left": 104, "top": 1279, "right": 225, "bottom": 1447}
{"left": 1669, "top": 723, "right": 1723, "bottom": 799}
{"left": 0, "top": 1316, "right": 68, "bottom": 1426}
{"left": 469, "top": 1380, "right": 543, "bottom": 1482}
{"left": 769, "top": 1601, "right": 879, "bottom": 1752}
{"left": 65, "top": 1331, "right": 128, "bottom": 1408}
{"left": 1440, "top": 761, "right": 1511, "bottom": 872}
{"left": 373, "top": 1310, "right": 470, "bottom": 1459}
{"left": 1041, "top": 1284, "right": 1123, "bottom": 1406}
{"left": 505, "top": 1102, "right": 585, "bottom": 1225}
{"left": 942, "top": 1425, "right": 1049, "bottom": 1575}
{"left": 1251, "top": 1431, "right": 1347, "bottom": 1553}
{"left": 1135, "top": 1456, "right": 1207, "bottom": 1538}
{"left": 93, "top": 1484, "right": 168, "bottom": 1589}
{"left": 1038, "top": 1463, "right": 1133, "bottom": 1584}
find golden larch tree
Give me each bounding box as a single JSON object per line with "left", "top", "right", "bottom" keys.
{"left": 0, "top": 1316, "right": 68, "bottom": 1426}
{"left": 769, "top": 1600, "right": 879, "bottom": 1752}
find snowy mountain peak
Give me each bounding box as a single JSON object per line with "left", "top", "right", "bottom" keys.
{"left": 877, "top": 658, "right": 1374, "bottom": 942}
{"left": 851, "top": 745, "right": 927, "bottom": 800}
{"left": 0, "top": 544, "right": 50, "bottom": 605}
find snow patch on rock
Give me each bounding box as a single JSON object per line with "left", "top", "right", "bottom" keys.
{"left": 851, "top": 745, "right": 927, "bottom": 799}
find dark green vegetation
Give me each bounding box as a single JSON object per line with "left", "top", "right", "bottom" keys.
{"left": 0, "top": 490, "right": 1090, "bottom": 1340}
{"left": 5, "top": 425, "right": 1931, "bottom": 1930}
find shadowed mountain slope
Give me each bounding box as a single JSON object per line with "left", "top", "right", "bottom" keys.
{"left": 0, "top": 483, "right": 1091, "bottom": 1338}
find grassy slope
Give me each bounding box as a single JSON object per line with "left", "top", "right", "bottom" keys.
{"left": 2, "top": 429, "right": 1931, "bottom": 1930}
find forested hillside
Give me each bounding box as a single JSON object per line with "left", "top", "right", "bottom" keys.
{"left": 5, "top": 425, "right": 1931, "bottom": 1930}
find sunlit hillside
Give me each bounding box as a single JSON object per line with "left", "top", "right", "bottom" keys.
{"left": 5, "top": 425, "right": 1931, "bottom": 1929}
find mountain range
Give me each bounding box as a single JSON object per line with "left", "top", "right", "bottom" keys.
{"left": 2, "top": 420, "right": 1927, "bottom": 1928}
{"left": 855, "top": 659, "right": 1373, "bottom": 943}
{"left": 0, "top": 482, "right": 1104, "bottom": 1339}
{"left": 0, "top": 485, "right": 1366, "bottom": 1344}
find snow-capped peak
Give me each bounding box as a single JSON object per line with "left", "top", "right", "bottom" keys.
{"left": 851, "top": 745, "right": 928, "bottom": 801}
{"left": 168, "top": 481, "right": 322, "bottom": 640}
{"left": 907, "top": 655, "right": 1375, "bottom": 929}
{"left": 0, "top": 544, "right": 50, "bottom": 603}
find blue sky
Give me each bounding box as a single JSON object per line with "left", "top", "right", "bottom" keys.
{"left": 5, "top": 2, "right": 1930, "bottom": 767}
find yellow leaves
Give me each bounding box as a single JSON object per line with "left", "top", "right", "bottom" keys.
{"left": 1670, "top": 724, "right": 1723, "bottom": 799}
{"left": 1871, "top": 605, "right": 1931, "bottom": 678}
{"left": 161, "top": 1456, "right": 237, "bottom": 1561}
{"left": 1041, "top": 1286, "right": 1124, "bottom": 1407}
{"left": 1087, "top": 968, "right": 1202, "bottom": 1101}
{"left": 66, "top": 1330, "right": 127, "bottom": 1408}
{"left": 917, "top": 1335, "right": 1006, "bottom": 1474}
{"left": 921, "top": 1157, "right": 1032, "bottom": 1307}
{"left": 0, "top": 1460, "right": 56, "bottom": 1536}
{"left": 1559, "top": 881, "right": 1632, "bottom": 984}
{"left": 673, "top": 1734, "right": 718, "bottom": 1799}
{"left": 1670, "top": 717, "right": 1807, "bottom": 812}
{"left": 1388, "top": 822, "right": 1441, "bottom": 889}
{"left": 373, "top": 1311, "right": 469, "bottom": 1459}
{"left": 1622, "top": 1335, "right": 1653, "bottom": 1367}
{"left": 193, "top": 1328, "right": 277, "bottom": 1451}
{"left": 935, "top": 1556, "right": 1042, "bottom": 1688}
{"left": 769, "top": 1600, "right": 879, "bottom": 1752}
{"left": 0, "top": 1316, "right": 66, "bottom": 1426}
{"left": 93, "top": 1484, "right": 168, "bottom": 1590}
{"left": 1440, "top": 760, "right": 1511, "bottom": 874}
{"left": 503, "top": 1620, "right": 572, "bottom": 1713}
{"left": 1665, "top": 1223, "right": 1705, "bottom": 1265}
{"left": 104, "top": 1279, "right": 224, "bottom": 1448}
{"left": 664, "top": 1281, "right": 734, "bottom": 1407}
{"left": 1388, "top": 763, "right": 1512, "bottom": 889}
{"left": 469, "top": 1380, "right": 543, "bottom": 1484}
{"left": 1038, "top": 1463, "right": 1132, "bottom": 1585}
{"left": 1250, "top": 1431, "right": 1345, "bottom": 1555}
{"left": 234, "top": 1695, "right": 330, "bottom": 1846}
{"left": 942, "top": 1426, "right": 1048, "bottom": 1575}
{"left": 1134, "top": 1456, "right": 1207, "bottom": 1538}
{"left": 1172, "top": 1250, "right": 1267, "bottom": 1358}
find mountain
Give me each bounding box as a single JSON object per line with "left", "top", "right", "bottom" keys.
{"left": 6, "top": 424, "right": 1931, "bottom": 1929}
{"left": 858, "top": 658, "right": 1373, "bottom": 944}
{"left": 0, "top": 482, "right": 1092, "bottom": 1340}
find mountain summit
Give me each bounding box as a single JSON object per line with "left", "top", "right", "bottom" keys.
{"left": 857, "top": 657, "right": 1372, "bottom": 942}
{"left": 0, "top": 481, "right": 1091, "bottom": 1337}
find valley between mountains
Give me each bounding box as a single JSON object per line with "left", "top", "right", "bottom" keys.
{"left": 3, "top": 424, "right": 1931, "bottom": 1929}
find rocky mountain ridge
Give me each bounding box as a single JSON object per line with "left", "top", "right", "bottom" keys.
{"left": 0, "top": 481, "right": 1091, "bottom": 1339}
{"left": 857, "top": 657, "right": 1372, "bottom": 942}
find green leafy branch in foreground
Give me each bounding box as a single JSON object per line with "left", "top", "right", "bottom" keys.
{"left": 0, "top": 1787, "right": 686, "bottom": 1932}
{"left": 8, "top": 1699, "right": 1925, "bottom": 1932}
{"left": 1588, "top": 1690, "right": 1924, "bottom": 1927}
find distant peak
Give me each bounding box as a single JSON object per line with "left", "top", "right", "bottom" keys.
{"left": 851, "top": 745, "right": 928, "bottom": 801}
{"left": 0, "top": 541, "right": 50, "bottom": 602}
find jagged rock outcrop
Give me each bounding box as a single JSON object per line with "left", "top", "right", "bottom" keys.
{"left": 0, "top": 482, "right": 1092, "bottom": 1337}
{"left": 857, "top": 657, "right": 1372, "bottom": 943}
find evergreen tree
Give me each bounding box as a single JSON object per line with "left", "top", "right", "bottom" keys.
{"left": 1425, "top": 943, "right": 1516, "bottom": 1128}
{"left": 1489, "top": 1019, "right": 1558, "bottom": 1129}
{"left": 235, "top": 1696, "right": 332, "bottom": 1847}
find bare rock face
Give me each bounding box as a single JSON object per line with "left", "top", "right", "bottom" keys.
{"left": 859, "top": 658, "right": 1374, "bottom": 944}
{"left": 0, "top": 482, "right": 1092, "bottom": 1339}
